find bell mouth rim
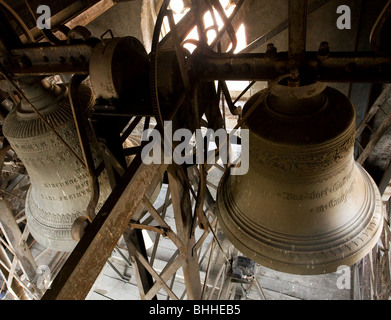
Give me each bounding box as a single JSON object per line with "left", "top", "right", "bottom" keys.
{"left": 216, "top": 163, "right": 384, "bottom": 275}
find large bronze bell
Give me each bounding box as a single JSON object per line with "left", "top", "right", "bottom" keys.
{"left": 216, "top": 82, "right": 384, "bottom": 274}
{"left": 3, "top": 77, "right": 111, "bottom": 252}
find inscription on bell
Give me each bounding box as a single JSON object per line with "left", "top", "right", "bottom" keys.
{"left": 311, "top": 180, "right": 356, "bottom": 213}
{"left": 259, "top": 167, "right": 354, "bottom": 202}
{"left": 43, "top": 173, "right": 89, "bottom": 189}
{"left": 2, "top": 81, "right": 111, "bottom": 252}
{"left": 59, "top": 189, "right": 91, "bottom": 201}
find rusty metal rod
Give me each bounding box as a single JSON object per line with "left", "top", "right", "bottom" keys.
{"left": 194, "top": 51, "right": 391, "bottom": 83}
{"left": 69, "top": 75, "right": 99, "bottom": 222}
{"left": 288, "top": 0, "right": 308, "bottom": 62}
{"left": 5, "top": 43, "right": 391, "bottom": 83}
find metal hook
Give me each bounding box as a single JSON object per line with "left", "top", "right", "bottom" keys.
{"left": 99, "top": 29, "right": 115, "bottom": 48}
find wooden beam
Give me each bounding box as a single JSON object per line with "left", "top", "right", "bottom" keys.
{"left": 126, "top": 240, "right": 183, "bottom": 300}
{"left": 0, "top": 246, "right": 30, "bottom": 300}
{"left": 289, "top": 0, "right": 308, "bottom": 62}
{"left": 42, "top": 153, "right": 167, "bottom": 300}
{"left": 167, "top": 165, "right": 202, "bottom": 300}
{"left": 21, "top": 0, "right": 117, "bottom": 42}
{"left": 356, "top": 85, "right": 391, "bottom": 138}
{"left": 143, "top": 251, "right": 186, "bottom": 300}
{"left": 0, "top": 200, "right": 40, "bottom": 293}
{"left": 123, "top": 227, "right": 156, "bottom": 300}
{"left": 357, "top": 109, "right": 391, "bottom": 165}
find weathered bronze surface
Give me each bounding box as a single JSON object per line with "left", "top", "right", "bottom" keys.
{"left": 3, "top": 78, "right": 111, "bottom": 252}
{"left": 217, "top": 83, "right": 384, "bottom": 274}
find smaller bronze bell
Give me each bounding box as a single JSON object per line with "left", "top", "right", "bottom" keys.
{"left": 216, "top": 82, "right": 383, "bottom": 274}
{"left": 3, "top": 77, "right": 111, "bottom": 252}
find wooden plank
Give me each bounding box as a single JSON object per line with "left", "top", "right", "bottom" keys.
{"left": 246, "top": 286, "right": 301, "bottom": 300}
{"left": 6, "top": 257, "right": 17, "bottom": 293}
{"left": 127, "top": 240, "right": 183, "bottom": 300}
{"left": 86, "top": 291, "right": 112, "bottom": 300}
{"left": 88, "top": 272, "right": 141, "bottom": 300}
{"left": 357, "top": 109, "right": 391, "bottom": 165}
{"left": 356, "top": 85, "right": 391, "bottom": 138}
{"left": 0, "top": 200, "right": 39, "bottom": 286}
{"left": 142, "top": 196, "right": 185, "bottom": 250}
{"left": 255, "top": 265, "right": 351, "bottom": 300}
{"left": 0, "top": 246, "right": 30, "bottom": 300}
{"left": 379, "top": 160, "right": 391, "bottom": 195}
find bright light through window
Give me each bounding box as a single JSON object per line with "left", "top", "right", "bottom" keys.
{"left": 165, "top": 0, "right": 249, "bottom": 94}
{"left": 165, "top": 0, "right": 246, "bottom": 53}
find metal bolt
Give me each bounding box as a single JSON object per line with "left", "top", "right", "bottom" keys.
{"left": 289, "top": 66, "right": 300, "bottom": 86}
{"left": 241, "top": 63, "right": 250, "bottom": 73}
{"left": 42, "top": 56, "right": 49, "bottom": 62}
{"left": 278, "top": 65, "right": 289, "bottom": 74}
{"left": 58, "top": 56, "right": 66, "bottom": 63}
{"left": 318, "top": 41, "right": 330, "bottom": 58}
{"left": 345, "top": 62, "right": 356, "bottom": 73}
{"left": 266, "top": 43, "right": 277, "bottom": 59}
{"left": 377, "top": 62, "right": 389, "bottom": 73}
{"left": 208, "top": 64, "right": 216, "bottom": 73}
{"left": 16, "top": 55, "right": 30, "bottom": 69}
{"left": 223, "top": 63, "right": 232, "bottom": 73}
